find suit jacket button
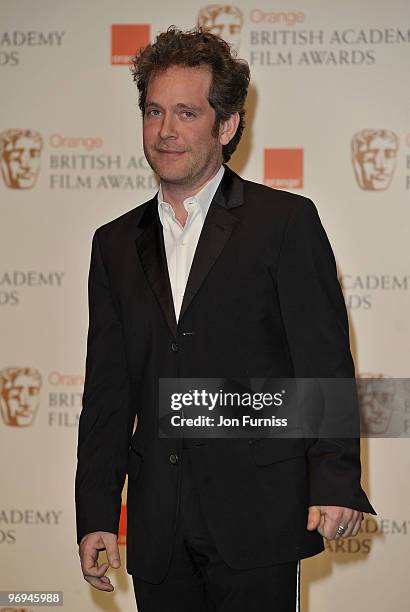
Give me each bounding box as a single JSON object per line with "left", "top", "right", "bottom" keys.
{"left": 169, "top": 452, "right": 179, "bottom": 465}
{"left": 171, "top": 341, "right": 179, "bottom": 352}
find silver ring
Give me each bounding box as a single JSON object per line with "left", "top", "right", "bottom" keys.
{"left": 336, "top": 524, "right": 346, "bottom": 536}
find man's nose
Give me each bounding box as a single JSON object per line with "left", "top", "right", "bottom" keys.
{"left": 159, "top": 113, "right": 177, "bottom": 140}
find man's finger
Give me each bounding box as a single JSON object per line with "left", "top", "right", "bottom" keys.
{"left": 315, "top": 507, "right": 342, "bottom": 539}
{"left": 84, "top": 574, "right": 114, "bottom": 592}
{"left": 318, "top": 512, "right": 326, "bottom": 537}
{"left": 344, "top": 512, "right": 363, "bottom": 538}
{"left": 340, "top": 511, "right": 360, "bottom": 538}
{"left": 351, "top": 514, "right": 363, "bottom": 537}
{"left": 319, "top": 506, "right": 353, "bottom": 539}
{"left": 81, "top": 544, "right": 101, "bottom": 575}
{"left": 102, "top": 533, "right": 121, "bottom": 569}
{"left": 82, "top": 554, "right": 110, "bottom": 578}
{"left": 307, "top": 506, "right": 321, "bottom": 530}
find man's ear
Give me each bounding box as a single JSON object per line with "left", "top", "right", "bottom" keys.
{"left": 219, "top": 112, "right": 240, "bottom": 146}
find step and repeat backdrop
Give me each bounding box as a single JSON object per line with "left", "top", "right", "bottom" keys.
{"left": 1, "top": 0, "right": 409, "bottom": 610}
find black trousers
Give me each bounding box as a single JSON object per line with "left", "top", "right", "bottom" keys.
{"left": 132, "top": 448, "right": 300, "bottom": 612}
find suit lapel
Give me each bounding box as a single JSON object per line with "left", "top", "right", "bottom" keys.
{"left": 135, "top": 198, "right": 178, "bottom": 337}
{"left": 134, "top": 166, "right": 244, "bottom": 334}
{"left": 179, "top": 166, "right": 244, "bottom": 321}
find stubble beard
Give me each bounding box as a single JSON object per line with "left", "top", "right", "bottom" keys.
{"left": 144, "top": 140, "right": 222, "bottom": 191}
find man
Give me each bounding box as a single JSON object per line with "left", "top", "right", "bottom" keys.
{"left": 76, "top": 27, "right": 375, "bottom": 611}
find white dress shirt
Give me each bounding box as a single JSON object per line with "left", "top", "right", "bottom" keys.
{"left": 158, "top": 166, "right": 225, "bottom": 321}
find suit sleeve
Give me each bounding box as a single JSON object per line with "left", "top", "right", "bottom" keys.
{"left": 276, "top": 198, "right": 375, "bottom": 514}
{"left": 75, "top": 230, "right": 135, "bottom": 544}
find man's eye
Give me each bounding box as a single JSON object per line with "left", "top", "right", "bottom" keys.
{"left": 181, "top": 111, "right": 195, "bottom": 119}
{"left": 147, "top": 109, "right": 161, "bottom": 117}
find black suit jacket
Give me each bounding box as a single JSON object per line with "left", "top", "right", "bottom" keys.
{"left": 75, "top": 166, "right": 375, "bottom": 583}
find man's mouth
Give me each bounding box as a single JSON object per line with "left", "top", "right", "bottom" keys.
{"left": 156, "top": 148, "right": 186, "bottom": 155}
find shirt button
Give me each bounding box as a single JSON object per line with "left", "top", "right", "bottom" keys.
{"left": 169, "top": 452, "right": 179, "bottom": 465}
{"left": 171, "top": 341, "right": 179, "bottom": 352}
{"left": 181, "top": 240, "right": 186, "bottom": 246}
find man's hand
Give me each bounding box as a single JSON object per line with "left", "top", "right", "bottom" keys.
{"left": 307, "top": 506, "right": 363, "bottom": 540}
{"left": 79, "top": 531, "right": 121, "bottom": 591}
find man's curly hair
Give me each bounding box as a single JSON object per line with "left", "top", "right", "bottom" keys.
{"left": 130, "top": 26, "right": 250, "bottom": 163}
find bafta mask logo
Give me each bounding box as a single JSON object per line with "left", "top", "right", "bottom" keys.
{"left": 0, "top": 129, "right": 43, "bottom": 189}
{"left": 1, "top": 609, "right": 33, "bottom": 612}
{"left": 357, "top": 375, "right": 396, "bottom": 436}
{"left": 197, "top": 5, "right": 244, "bottom": 51}
{"left": 351, "top": 129, "right": 399, "bottom": 191}
{"left": 0, "top": 367, "right": 42, "bottom": 427}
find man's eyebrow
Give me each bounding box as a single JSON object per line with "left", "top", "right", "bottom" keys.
{"left": 175, "top": 103, "right": 203, "bottom": 112}
{"left": 145, "top": 100, "right": 164, "bottom": 109}
{"left": 145, "top": 101, "right": 203, "bottom": 112}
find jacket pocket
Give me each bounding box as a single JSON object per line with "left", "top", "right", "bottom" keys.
{"left": 249, "top": 438, "right": 306, "bottom": 466}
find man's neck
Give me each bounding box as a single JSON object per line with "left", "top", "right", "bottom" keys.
{"left": 160, "top": 165, "right": 223, "bottom": 226}
{"left": 161, "top": 166, "right": 222, "bottom": 209}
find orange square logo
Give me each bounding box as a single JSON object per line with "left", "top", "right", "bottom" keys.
{"left": 118, "top": 504, "right": 127, "bottom": 546}
{"left": 264, "top": 148, "right": 304, "bottom": 190}
{"left": 111, "top": 24, "right": 150, "bottom": 66}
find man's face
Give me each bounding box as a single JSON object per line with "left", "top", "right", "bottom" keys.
{"left": 354, "top": 135, "right": 398, "bottom": 191}
{"left": 143, "top": 65, "right": 223, "bottom": 191}
{"left": 0, "top": 372, "right": 41, "bottom": 427}
{"left": 1, "top": 134, "right": 42, "bottom": 189}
